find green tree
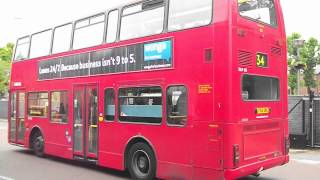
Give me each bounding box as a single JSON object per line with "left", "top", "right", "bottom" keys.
{"left": 287, "top": 33, "right": 320, "bottom": 95}
{"left": 300, "top": 38, "right": 320, "bottom": 92}
{"left": 287, "top": 33, "right": 302, "bottom": 94}
{"left": 0, "top": 43, "right": 14, "bottom": 62}
{"left": 0, "top": 43, "right": 13, "bottom": 98}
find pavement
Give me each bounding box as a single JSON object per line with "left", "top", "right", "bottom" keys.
{"left": 290, "top": 148, "right": 320, "bottom": 164}
{"left": 0, "top": 119, "right": 7, "bottom": 130}
{"left": 0, "top": 120, "right": 129, "bottom": 180}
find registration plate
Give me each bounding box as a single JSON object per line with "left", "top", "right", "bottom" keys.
{"left": 256, "top": 107, "right": 270, "bottom": 114}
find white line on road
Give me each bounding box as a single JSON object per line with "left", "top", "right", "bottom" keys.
{"left": 290, "top": 149, "right": 310, "bottom": 153}
{"left": 291, "top": 159, "right": 320, "bottom": 165}
{"left": 0, "top": 175, "right": 15, "bottom": 180}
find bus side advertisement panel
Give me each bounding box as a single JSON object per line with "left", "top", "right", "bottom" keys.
{"left": 38, "top": 40, "right": 173, "bottom": 80}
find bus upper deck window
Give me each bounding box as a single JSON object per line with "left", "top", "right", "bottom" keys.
{"left": 238, "top": 0, "right": 278, "bottom": 27}
{"left": 73, "top": 14, "right": 106, "bottom": 50}
{"left": 106, "top": 10, "right": 119, "bottom": 43}
{"left": 30, "top": 30, "right": 52, "bottom": 59}
{"left": 14, "top": 37, "right": 30, "bottom": 61}
{"left": 120, "top": 1, "right": 165, "bottom": 40}
{"left": 168, "top": 0, "right": 212, "bottom": 31}
{"left": 52, "top": 24, "right": 73, "bottom": 54}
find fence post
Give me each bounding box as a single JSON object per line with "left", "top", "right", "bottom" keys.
{"left": 309, "top": 91, "right": 315, "bottom": 147}
{"left": 302, "top": 100, "right": 305, "bottom": 134}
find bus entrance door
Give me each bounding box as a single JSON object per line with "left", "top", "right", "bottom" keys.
{"left": 9, "top": 91, "right": 26, "bottom": 145}
{"left": 73, "top": 84, "right": 99, "bottom": 160}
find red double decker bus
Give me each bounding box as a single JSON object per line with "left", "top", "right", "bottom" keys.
{"left": 8, "top": 0, "right": 289, "bottom": 179}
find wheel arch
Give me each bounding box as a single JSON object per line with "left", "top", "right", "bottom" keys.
{"left": 29, "top": 125, "right": 44, "bottom": 149}
{"left": 124, "top": 135, "right": 157, "bottom": 170}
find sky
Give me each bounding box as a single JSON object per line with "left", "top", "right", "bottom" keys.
{"left": 0, "top": 0, "right": 318, "bottom": 47}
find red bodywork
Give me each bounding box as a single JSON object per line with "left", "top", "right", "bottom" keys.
{"left": 8, "top": 0, "right": 288, "bottom": 179}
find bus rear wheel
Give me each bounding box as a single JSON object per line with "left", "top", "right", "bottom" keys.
{"left": 128, "top": 143, "right": 156, "bottom": 180}
{"left": 33, "top": 133, "right": 44, "bottom": 157}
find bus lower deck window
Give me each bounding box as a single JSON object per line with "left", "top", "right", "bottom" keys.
{"left": 119, "top": 87, "right": 162, "bottom": 124}
{"left": 28, "top": 92, "right": 49, "bottom": 117}
{"left": 242, "top": 75, "right": 279, "bottom": 101}
{"left": 50, "top": 91, "right": 68, "bottom": 123}
{"left": 167, "top": 86, "right": 187, "bottom": 126}
{"left": 104, "top": 89, "right": 115, "bottom": 121}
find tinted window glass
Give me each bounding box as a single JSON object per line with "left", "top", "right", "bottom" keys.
{"left": 52, "top": 24, "right": 73, "bottom": 54}
{"left": 238, "top": 0, "right": 277, "bottom": 26}
{"left": 14, "top": 37, "right": 30, "bottom": 61}
{"left": 73, "top": 14, "right": 105, "bottom": 49}
{"left": 167, "top": 86, "right": 187, "bottom": 126}
{"left": 242, "top": 75, "right": 279, "bottom": 101}
{"left": 168, "top": 0, "right": 212, "bottom": 31}
{"left": 30, "top": 30, "right": 52, "bottom": 58}
{"left": 28, "top": 92, "right": 49, "bottom": 117}
{"left": 51, "top": 91, "right": 68, "bottom": 123}
{"left": 120, "top": 1, "right": 165, "bottom": 40}
{"left": 87, "top": 87, "right": 98, "bottom": 154}
{"left": 10, "top": 93, "right": 16, "bottom": 119}
{"left": 119, "top": 87, "right": 162, "bottom": 124}
{"left": 18, "top": 93, "right": 25, "bottom": 118}
{"left": 10, "top": 93, "right": 17, "bottom": 141}
{"left": 106, "top": 10, "right": 119, "bottom": 43}
{"left": 104, "top": 89, "right": 115, "bottom": 121}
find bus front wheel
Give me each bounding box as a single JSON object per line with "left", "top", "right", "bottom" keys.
{"left": 128, "top": 142, "right": 156, "bottom": 180}
{"left": 33, "top": 132, "right": 44, "bottom": 157}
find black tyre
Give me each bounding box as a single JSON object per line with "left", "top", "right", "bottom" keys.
{"left": 33, "top": 132, "right": 45, "bottom": 157}
{"left": 252, "top": 173, "right": 261, "bottom": 177}
{"left": 127, "top": 143, "right": 156, "bottom": 180}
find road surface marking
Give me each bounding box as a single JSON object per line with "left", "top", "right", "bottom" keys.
{"left": 0, "top": 176, "right": 14, "bottom": 180}
{"left": 290, "top": 149, "right": 310, "bottom": 153}
{"left": 291, "top": 159, "right": 320, "bottom": 165}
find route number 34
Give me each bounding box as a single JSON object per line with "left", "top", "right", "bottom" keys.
{"left": 256, "top": 53, "right": 268, "bottom": 68}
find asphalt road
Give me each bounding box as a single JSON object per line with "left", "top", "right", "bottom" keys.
{"left": 1, "top": 119, "right": 320, "bottom": 180}
{"left": 0, "top": 120, "right": 129, "bottom": 180}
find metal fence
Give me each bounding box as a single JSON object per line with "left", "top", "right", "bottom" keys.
{"left": 0, "top": 100, "right": 8, "bottom": 119}
{"left": 289, "top": 96, "right": 320, "bottom": 148}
